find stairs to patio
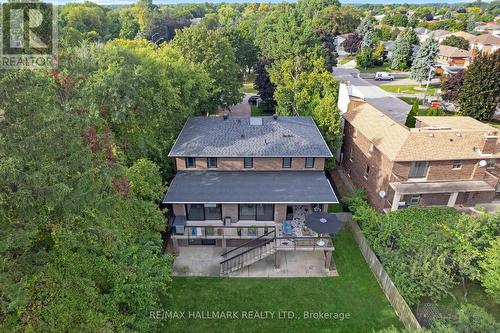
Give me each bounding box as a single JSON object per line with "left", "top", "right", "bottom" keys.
{"left": 220, "top": 231, "right": 276, "bottom": 275}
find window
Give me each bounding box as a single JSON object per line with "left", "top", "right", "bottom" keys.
{"left": 305, "top": 157, "right": 315, "bottom": 168}
{"left": 487, "top": 159, "right": 496, "bottom": 168}
{"left": 204, "top": 204, "right": 222, "bottom": 220}
{"left": 244, "top": 157, "right": 253, "bottom": 169}
{"left": 452, "top": 160, "right": 462, "bottom": 170}
{"left": 349, "top": 147, "right": 353, "bottom": 161}
{"left": 185, "top": 157, "right": 196, "bottom": 168}
{"left": 185, "top": 204, "right": 221, "bottom": 220}
{"left": 238, "top": 204, "right": 274, "bottom": 221}
{"left": 282, "top": 157, "right": 292, "bottom": 168}
{"left": 207, "top": 157, "right": 217, "bottom": 168}
{"left": 256, "top": 204, "right": 274, "bottom": 220}
{"left": 402, "top": 194, "right": 421, "bottom": 206}
{"left": 409, "top": 161, "right": 428, "bottom": 178}
{"left": 364, "top": 165, "right": 370, "bottom": 179}
{"left": 186, "top": 204, "right": 204, "bottom": 220}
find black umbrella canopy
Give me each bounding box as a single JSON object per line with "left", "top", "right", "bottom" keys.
{"left": 305, "top": 212, "right": 343, "bottom": 234}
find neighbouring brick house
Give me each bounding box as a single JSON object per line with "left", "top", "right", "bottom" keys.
{"left": 339, "top": 85, "right": 499, "bottom": 212}
{"left": 163, "top": 116, "right": 339, "bottom": 274}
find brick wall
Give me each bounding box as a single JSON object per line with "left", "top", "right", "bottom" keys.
{"left": 175, "top": 157, "right": 325, "bottom": 171}
{"left": 274, "top": 204, "right": 287, "bottom": 223}
{"left": 222, "top": 204, "right": 238, "bottom": 223}
{"left": 341, "top": 121, "right": 394, "bottom": 211}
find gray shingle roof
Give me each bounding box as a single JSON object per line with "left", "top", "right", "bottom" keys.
{"left": 169, "top": 116, "right": 332, "bottom": 157}
{"left": 162, "top": 171, "right": 338, "bottom": 204}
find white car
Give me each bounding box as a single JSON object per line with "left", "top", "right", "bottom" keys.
{"left": 375, "top": 72, "right": 395, "bottom": 81}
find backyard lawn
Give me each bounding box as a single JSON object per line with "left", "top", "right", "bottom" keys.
{"left": 380, "top": 84, "right": 438, "bottom": 96}
{"left": 161, "top": 230, "right": 403, "bottom": 332}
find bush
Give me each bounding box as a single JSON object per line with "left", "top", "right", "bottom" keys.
{"left": 456, "top": 304, "right": 498, "bottom": 333}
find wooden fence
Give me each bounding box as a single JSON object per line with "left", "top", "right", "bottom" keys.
{"left": 346, "top": 218, "right": 422, "bottom": 331}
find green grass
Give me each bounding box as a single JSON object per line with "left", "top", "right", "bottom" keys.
{"left": 241, "top": 82, "right": 257, "bottom": 94}
{"left": 250, "top": 104, "right": 267, "bottom": 117}
{"left": 357, "top": 62, "right": 398, "bottom": 73}
{"left": 163, "top": 230, "right": 403, "bottom": 332}
{"left": 485, "top": 119, "right": 500, "bottom": 129}
{"left": 339, "top": 56, "right": 354, "bottom": 65}
{"left": 437, "top": 282, "right": 500, "bottom": 321}
{"left": 380, "top": 84, "right": 438, "bottom": 96}
{"left": 398, "top": 96, "right": 422, "bottom": 106}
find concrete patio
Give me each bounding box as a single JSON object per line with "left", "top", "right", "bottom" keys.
{"left": 172, "top": 246, "right": 336, "bottom": 278}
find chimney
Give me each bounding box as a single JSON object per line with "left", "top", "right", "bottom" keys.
{"left": 481, "top": 131, "right": 498, "bottom": 155}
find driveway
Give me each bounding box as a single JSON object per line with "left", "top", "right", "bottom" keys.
{"left": 332, "top": 67, "right": 411, "bottom": 124}
{"left": 229, "top": 93, "right": 252, "bottom": 117}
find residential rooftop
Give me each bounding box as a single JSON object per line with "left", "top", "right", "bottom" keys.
{"left": 472, "top": 33, "right": 500, "bottom": 45}
{"left": 343, "top": 102, "right": 500, "bottom": 162}
{"left": 162, "top": 171, "right": 338, "bottom": 204}
{"left": 169, "top": 116, "right": 332, "bottom": 158}
{"left": 438, "top": 45, "right": 471, "bottom": 58}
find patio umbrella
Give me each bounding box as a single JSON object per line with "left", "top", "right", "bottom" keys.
{"left": 304, "top": 212, "right": 343, "bottom": 235}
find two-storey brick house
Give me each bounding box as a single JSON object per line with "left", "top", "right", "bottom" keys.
{"left": 163, "top": 116, "right": 339, "bottom": 274}
{"left": 339, "top": 92, "right": 499, "bottom": 212}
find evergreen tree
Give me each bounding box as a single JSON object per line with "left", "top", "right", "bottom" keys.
{"left": 405, "top": 100, "right": 419, "bottom": 128}
{"left": 459, "top": 50, "right": 500, "bottom": 121}
{"left": 356, "top": 16, "right": 373, "bottom": 37}
{"left": 410, "top": 36, "right": 438, "bottom": 85}
{"left": 391, "top": 29, "right": 413, "bottom": 70}
{"left": 361, "top": 28, "right": 373, "bottom": 51}
{"left": 466, "top": 15, "right": 476, "bottom": 33}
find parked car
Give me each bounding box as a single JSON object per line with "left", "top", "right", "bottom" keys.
{"left": 248, "top": 95, "right": 261, "bottom": 105}
{"left": 374, "top": 72, "right": 394, "bottom": 81}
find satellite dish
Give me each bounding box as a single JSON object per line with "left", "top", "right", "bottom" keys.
{"left": 379, "top": 190, "right": 386, "bottom": 198}
{"left": 479, "top": 160, "right": 487, "bottom": 167}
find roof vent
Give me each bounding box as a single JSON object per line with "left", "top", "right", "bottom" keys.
{"left": 273, "top": 114, "right": 278, "bottom": 120}
{"left": 223, "top": 114, "right": 228, "bottom": 120}
{"left": 250, "top": 117, "right": 263, "bottom": 126}
{"left": 241, "top": 134, "right": 245, "bottom": 138}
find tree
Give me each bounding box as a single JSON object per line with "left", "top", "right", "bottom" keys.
{"left": 456, "top": 304, "right": 498, "bottom": 333}
{"left": 356, "top": 49, "right": 373, "bottom": 69}
{"left": 480, "top": 238, "right": 500, "bottom": 303}
{"left": 356, "top": 16, "right": 373, "bottom": 37}
{"left": 127, "top": 159, "right": 164, "bottom": 202}
{"left": 441, "top": 70, "right": 465, "bottom": 103}
{"left": 466, "top": 15, "right": 476, "bottom": 33}
{"left": 391, "top": 29, "right": 414, "bottom": 70}
{"left": 269, "top": 58, "right": 342, "bottom": 162}
{"left": 405, "top": 100, "right": 419, "bottom": 128}
{"left": 0, "top": 68, "right": 172, "bottom": 331}
{"left": 343, "top": 33, "right": 362, "bottom": 55}
{"left": 459, "top": 50, "right": 500, "bottom": 121}
{"left": 410, "top": 36, "right": 438, "bottom": 86}
{"left": 361, "top": 28, "right": 374, "bottom": 51}
{"left": 443, "top": 9, "right": 453, "bottom": 19}
{"left": 441, "top": 35, "right": 470, "bottom": 50}
{"left": 373, "top": 43, "right": 385, "bottom": 66}
{"left": 254, "top": 58, "right": 276, "bottom": 102}
{"left": 172, "top": 25, "right": 241, "bottom": 112}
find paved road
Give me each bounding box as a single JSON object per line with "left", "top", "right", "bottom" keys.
{"left": 332, "top": 67, "right": 411, "bottom": 124}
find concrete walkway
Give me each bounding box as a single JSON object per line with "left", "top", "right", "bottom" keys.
{"left": 172, "top": 246, "right": 335, "bottom": 277}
